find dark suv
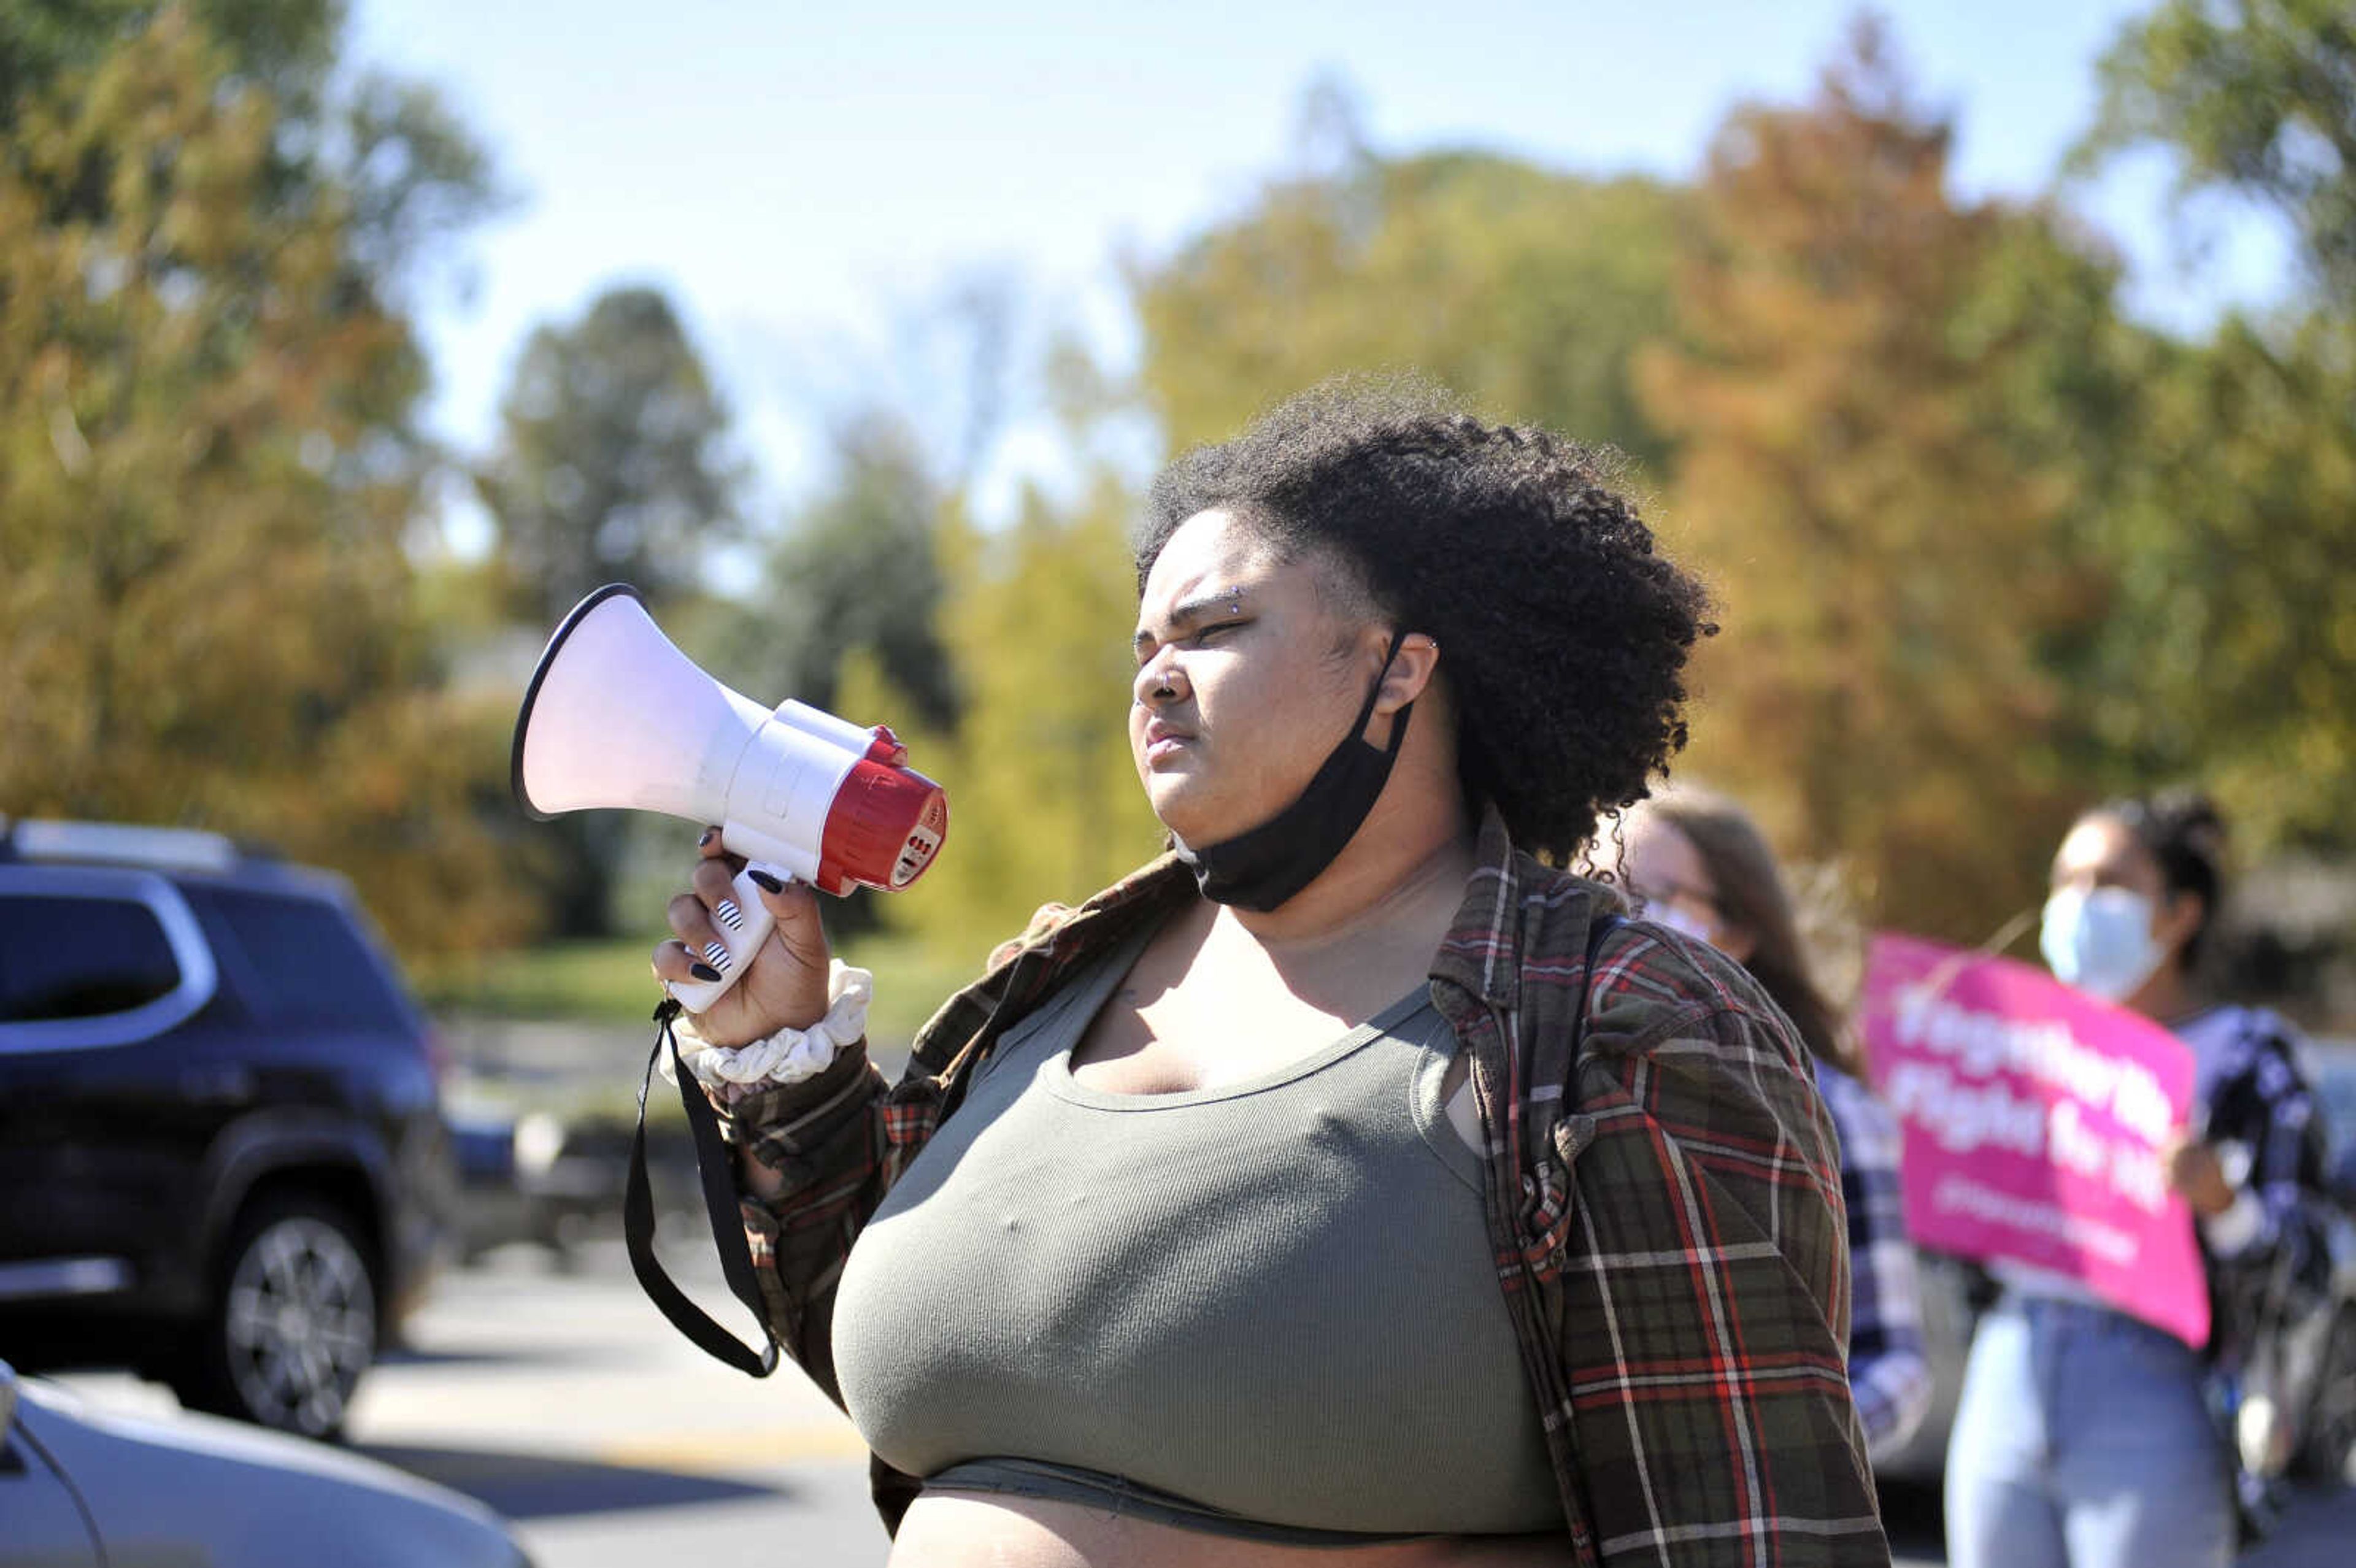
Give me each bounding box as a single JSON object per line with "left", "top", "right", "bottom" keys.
{"left": 0, "top": 818, "right": 454, "bottom": 1439}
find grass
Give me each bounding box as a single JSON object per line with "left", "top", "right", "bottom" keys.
{"left": 414, "top": 927, "right": 990, "bottom": 1050}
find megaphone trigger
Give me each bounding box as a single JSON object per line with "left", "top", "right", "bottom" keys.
{"left": 665, "top": 859, "right": 790, "bottom": 1015}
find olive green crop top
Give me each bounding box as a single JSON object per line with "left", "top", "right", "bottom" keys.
{"left": 828, "top": 925, "right": 1563, "bottom": 1538}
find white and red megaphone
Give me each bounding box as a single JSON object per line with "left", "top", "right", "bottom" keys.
{"left": 512, "top": 584, "right": 947, "bottom": 1010}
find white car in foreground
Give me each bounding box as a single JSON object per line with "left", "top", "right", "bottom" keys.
{"left": 1, "top": 1359, "right": 529, "bottom": 1567}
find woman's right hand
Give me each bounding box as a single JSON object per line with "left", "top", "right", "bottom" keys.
{"left": 650, "top": 827, "right": 834, "bottom": 1048}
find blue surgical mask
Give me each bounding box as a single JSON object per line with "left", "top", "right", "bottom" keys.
{"left": 2039, "top": 885, "right": 2165, "bottom": 1002}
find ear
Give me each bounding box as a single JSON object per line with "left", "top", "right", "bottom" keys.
{"left": 2155, "top": 888, "right": 2206, "bottom": 964}
{"left": 1369, "top": 631, "right": 1443, "bottom": 717}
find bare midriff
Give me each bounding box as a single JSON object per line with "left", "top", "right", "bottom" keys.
{"left": 886, "top": 1494, "right": 1571, "bottom": 1568}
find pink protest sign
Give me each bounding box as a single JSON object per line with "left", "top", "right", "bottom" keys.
{"left": 1860, "top": 934, "right": 2208, "bottom": 1348}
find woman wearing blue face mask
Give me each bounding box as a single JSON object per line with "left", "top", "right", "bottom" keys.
{"left": 1945, "top": 790, "right": 2331, "bottom": 1568}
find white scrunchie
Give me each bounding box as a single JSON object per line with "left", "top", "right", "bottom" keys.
{"left": 660, "top": 961, "right": 874, "bottom": 1090}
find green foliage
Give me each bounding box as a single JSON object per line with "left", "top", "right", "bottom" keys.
{"left": 2085, "top": 316, "right": 2356, "bottom": 851}
{"left": 712, "top": 412, "right": 958, "bottom": 732}
{"left": 2079, "top": 0, "right": 2356, "bottom": 300}
{"left": 0, "top": 6, "right": 523, "bottom": 958}
{"left": 2073, "top": 0, "right": 2356, "bottom": 857}
{"left": 1, "top": 1, "right": 332, "bottom": 130}
{"left": 1133, "top": 149, "right": 1684, "bottom": 477}
{"left": 477, "top": 285, "right": 742, "bottom": 628}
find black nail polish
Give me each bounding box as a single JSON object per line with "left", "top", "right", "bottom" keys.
{"left": 698, "top": 827, "right": 718, "bottom": 848}
{"left": 748, "top": 869, "right": 783, "bottom": 893}
{"left": 690, "top": 962, "right": 722, "bottom": 982}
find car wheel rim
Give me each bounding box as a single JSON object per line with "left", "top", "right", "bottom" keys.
{"left": 223, "top": 1216, "right": 374, "bottom": 1436}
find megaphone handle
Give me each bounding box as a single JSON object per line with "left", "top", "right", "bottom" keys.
{"left": 665, "top": 863, "right": 785, "bottom": 1015}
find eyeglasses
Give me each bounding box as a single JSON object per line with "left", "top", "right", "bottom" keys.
{"left": 1624, "top": 877, "right": 1719, "bottom": 917}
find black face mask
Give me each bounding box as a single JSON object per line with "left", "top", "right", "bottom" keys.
{"left": 1173, "top": 631, "right": 1413, "bottom": 912}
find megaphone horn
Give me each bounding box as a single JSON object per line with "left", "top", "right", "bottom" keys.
{"left": 511, "top": 584, "right": 947, "bottom": 1010}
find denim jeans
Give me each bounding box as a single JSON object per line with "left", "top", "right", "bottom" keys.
{"left": 1944, "top": 1296, "right": 2233, "bottom": 1568}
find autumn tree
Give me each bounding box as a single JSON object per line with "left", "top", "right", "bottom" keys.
{"left": 0, "top": 0, "right": 496, "bottom": 303}
{"left": 0, "top": 6, "right": 522, "bottom": 956}
{"left": 1638, "top": 20, "right": 2103, "bottom": 940}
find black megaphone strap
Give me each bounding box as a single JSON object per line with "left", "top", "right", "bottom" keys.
{"left": 623, "top": 998, "right": 780, "bottom": 1378}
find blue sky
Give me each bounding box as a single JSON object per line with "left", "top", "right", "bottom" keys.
{"left": 352, "top": 0, "right": 2295, "bottom": 538}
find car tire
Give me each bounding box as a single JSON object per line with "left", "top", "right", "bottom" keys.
{"left": 169, "top": 1194, "right": 379, "bottom": 1440}
{"left": 2295, "top": 1304, "right": 2356, "bottom": 1484}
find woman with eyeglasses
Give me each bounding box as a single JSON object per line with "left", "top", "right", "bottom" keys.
{"left": 1602, "top": 785, "right": 1935, "bottom": 1466}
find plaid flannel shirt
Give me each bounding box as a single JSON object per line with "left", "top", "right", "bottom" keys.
{"left": 1816, "top": 1064, "right": 1934, "bottom": 1462}
{"left": 720, "top": 809, "right": 1887, "bottom": 1566}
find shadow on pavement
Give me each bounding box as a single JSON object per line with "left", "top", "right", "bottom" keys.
{"left": 377, "top": 1342, "right": 604, "bottom": 1371}
{"left": 360, "top": 1442, "right": 785, "bottom": 1520}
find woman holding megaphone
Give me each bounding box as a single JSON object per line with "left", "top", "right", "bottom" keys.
{"left": 644, "top": 383, "right": 1884, "bottom": 1567}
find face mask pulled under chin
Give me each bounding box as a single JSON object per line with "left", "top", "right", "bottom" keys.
{"left": 2039, "top": 885, "right": 2167, "bottom": 1002}
{"left": 1172, "top": 631, "right": 1412, "bottom": 913}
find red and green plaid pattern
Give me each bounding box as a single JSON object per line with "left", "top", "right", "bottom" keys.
{"left": 719, "top": 810, "right": 1885, "bottom": 1563}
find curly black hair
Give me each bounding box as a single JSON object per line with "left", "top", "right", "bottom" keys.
{"left": 1138, "top": 379, "right": 1714, "bottom": 861}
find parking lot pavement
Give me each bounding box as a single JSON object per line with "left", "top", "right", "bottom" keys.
{"left": 349, "top": 1241, "right": 891, "bottom": 1567}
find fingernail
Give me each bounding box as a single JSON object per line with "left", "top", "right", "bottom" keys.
{"left": 700, "top": 941, "right": 731, "bottom": 973}
{"left": 715, "top": 899, "right": 744, "bottom": 931}
{"left": 747, "top": 869, "right": 783, "bottom": 893}
{"left": 690, "top": 962, "right": 722, "bottom": 983}
{"left": 698, "top": 827, "right": 718, "bottom": 848}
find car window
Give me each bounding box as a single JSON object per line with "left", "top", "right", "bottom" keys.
{"left": 0, "top": 894, "right": 183, "bottom": 1023}
{"left": 187, "top": 887, "right": 412, "bottom": 1032}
